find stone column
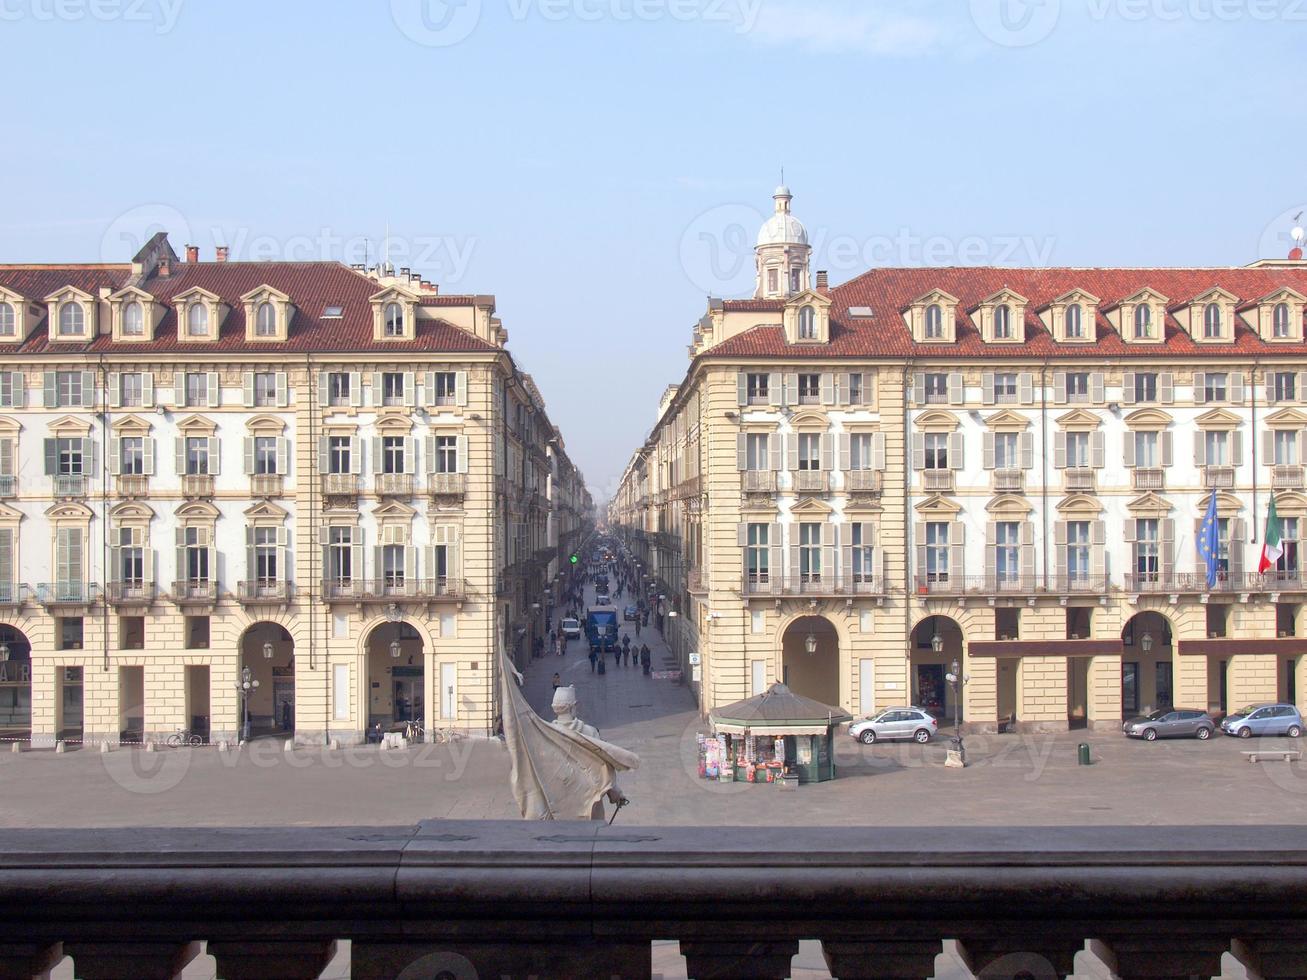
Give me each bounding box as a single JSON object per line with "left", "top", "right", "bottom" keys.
{"left": 1085, "top": 654, "right": 1122, "bottom": 730}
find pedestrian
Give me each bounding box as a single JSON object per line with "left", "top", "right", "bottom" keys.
{"left": 641, "top": 645, "right": 651, "bottom": 676}
{"left": 634, "top": 619, "right": 641, "bottom": 638}
{"left": 588, "top": 649, "right": 597, "bottom": 673}
{"left": 552, "top": 672, "right": 561, "bottom": 692}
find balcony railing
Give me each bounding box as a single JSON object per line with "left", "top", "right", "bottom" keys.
{"left": 429, "top": 472, "right": 467, "bottom": 497}
{"left": 992, "top": 469, "right": 1023, "bottom": 493}
{"left": 793, "top": 470, "right": 828, "bottom": 493}
{"left": 36, "top": 582, "right": 99, "bottom": 606}
{"left": 1203, "top": 465, "right": 1235, "bottom": 489}
{"left": 116, "top": 474, "right": 149, "bottom": 497}
{"left": 845, "top": 469, "right": 883, "bottom": 494}
{"left": 52, "top": 474, "right": 87, "bottom": 498}
{"left": 236, "top": 580, "right": 293, "bottom": 603}
{"left": 0, "top": 474, "right": 15, "bottom": 498}
{"left": 1124, "top": 571, "right": 1265, "bottom": 593}
{"left": 0, "top": 582, "right": 28, "bottom": 606}
{"left": 1274, "top": 464, "right": 1305, "bottom": 489}
{"left": 743, "top": 573, "right": 885, "bottom": 597}
{"left": 180, "top": 474, "right": 214, "bottom": 498}
{"left": 913, "top": 575, "right": 1109, "bottom": 596}
{"left": 922, "top": 470, "right": 953, "bottom": 492}
{"left": 105, "top": 581, "right": 154, "bottom": 606}
{"left": 1064, "top": 467, "right": 1096, "bottom": 492}
{"left": 1131, "top": 467, "right": 1165, "bottom": 490}
{"left": 169, "top": 580, "right": 217, "bottom": 605}
{"left": 741, "top": 470, "right": 776, "bottom": 494}
{"left": 250, "top": 473, "right": 284, "bottom": 497}
{"left": 4, "top": 823, "right": 1307, "bottom": 980}
{"left": 321, "top": 578, "right": 466, "bottom": 602}
{"left": 376, "top": 473, "right": 415, "bottom": 497}
{"left": 322, "top": 473, "right": 359, "bottom": 496}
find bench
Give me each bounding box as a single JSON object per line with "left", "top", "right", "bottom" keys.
{"left": 1242, "top": 750, "right": 1302, "bottom": 763}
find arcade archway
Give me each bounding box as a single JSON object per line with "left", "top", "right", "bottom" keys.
{"left": 910, "top": 616, "right": 964, "bottom": 720}
{"left": 0, "top": 625, "right": 31, "bottom": 740}
{"left": 365, "top": 621, "right": 425, "bottom": 733}
{"left": 781, "top": 616, "right": 840, "bottom": 707}
{"left": 238, "top": 623, "right": 295, "bottom": 737}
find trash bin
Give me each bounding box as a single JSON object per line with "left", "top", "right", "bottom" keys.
{"left": 1077, "top": 742, "right": 1091, "bottom": 766}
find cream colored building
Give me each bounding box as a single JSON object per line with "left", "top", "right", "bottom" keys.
{"left": 610, "top": 187, "right": 1307, "bottom": 732}
{"left": 0, "top": 234, "right": 589, "bottom": 746}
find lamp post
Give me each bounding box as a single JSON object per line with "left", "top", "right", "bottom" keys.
{"left": 235, "top": 666, "right": 260, "bottom": 742}
{"left": 804, "top": 633, "right": 818, "bottom": 655}
{"left": 262, "top": 641, "right": 274, "bottom": 660}
{"left": 0, "top": 643, "right": 10, "bottom": 663}
{"left": 1140, "top": 631, "right": 1154, "bottom": 653}
{"left": 944, "top": 656, "right": 970, "bottom": 767}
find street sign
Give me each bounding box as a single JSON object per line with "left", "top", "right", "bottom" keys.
{"left": 688, "top": 652, "right": 701, "bottom": 666}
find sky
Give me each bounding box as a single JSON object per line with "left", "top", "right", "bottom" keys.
{"left": 1, "top": 0, "right": 1305, "bottom": 503}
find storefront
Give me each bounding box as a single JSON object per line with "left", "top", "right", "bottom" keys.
{"left": 705, "top": 683, "right": 852, "bottom": 785}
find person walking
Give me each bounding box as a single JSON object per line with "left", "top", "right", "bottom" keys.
{"left": 588, "top": 648, "right": 597, "bottom": 673}
{"left": 634, "top": 618, "right": 641, "bottom": 638}
{"left": 641, "top": 644, "right": 651, "bottom": 676}
{"left": 551, "top": 672, "right": 561, "bottom": 693}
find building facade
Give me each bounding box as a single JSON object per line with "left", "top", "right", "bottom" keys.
{"left": 0, "top": 234, "right": 589, "bottom": 746}
{"left": 610, "top": 187, "right": 1307, "bottom": 731}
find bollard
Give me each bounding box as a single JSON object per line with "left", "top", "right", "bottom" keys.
{"left": 10, "top": 742, "right": 20, "bottom": 754}
{"left": 284, "top": 741, "right": 293, "bottom": 753}
{"left": 329, "top": 739, "right": 340, "bottom": 751}
{"left": 218, "top": 740, "right": 229, "bottom": 752}
{"left": 1078, "top": 742, "right": 1091, "bottom": 766}
{"left": 145, "top": 742, "right": 155, "bottom": 753}
{"left": 100, "top": 741, "right": 110, "bottom": 753}
{"left": 55, "top": 741, "right": 65, "bottom": 754}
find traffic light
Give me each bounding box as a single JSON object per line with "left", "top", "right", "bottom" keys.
{"left": 569, "top": 554, "right": 579, "bottom": 564}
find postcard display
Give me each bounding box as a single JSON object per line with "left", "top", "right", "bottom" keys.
{"left": 697, "top": 732, "right": 789, "bottom": 783}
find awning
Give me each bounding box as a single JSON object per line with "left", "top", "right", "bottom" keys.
{"left": 712, "top": 723, "right": 833, "bottom": 737}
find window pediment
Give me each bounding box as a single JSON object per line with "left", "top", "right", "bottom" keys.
{"left": 915, "top": 409, "right": 960, "bottom": 430}
{"left": 1044, "top": 288, "right": 1100, "bottom": 344}
{"left": 914, "top": 496, "right": 961, "bottom": 517}
{"left": 176, "top": 414, "right": 218, "bottom": 435}
{"left": 244, "top": 500, "right": 289, "bottom": 521}
{"left": 322, "top": 505, "right": 361, "bottom": 524}
{"left": 48, "top": 415, "right": 92, "bottom": 436}
{"left": 790, "top": 497, "right": 833, "bottom": 517}
{"left": 376, "top": 415, "right": 415, "bottom": 433}
{"left": 1055, "top": 409, "right": 1101, "bottom": 429}
{"left": 783, "top": 290, "right": 831, "bottom": 344}
{"left": 1195, "top": 408, "right": 1241, "bottom": 428}
{"left": 1272, "top": 491, "right": 1307, "bottom": 517}
{"left": 109, "top": 501, "right": 155, "bottom": 522}
{"left": 1055, "top": 494, "right": 1103, "bottom": 516}
{"left": 1252, "top": 286, "right": 1306, "bottom": 343}
{"left": 1123, "top": 408, "right": 1173, "bottom": 428}
{"left": 0, "top": 416, "right": 20, "bottom": 437}
{"left": 843, "top": 498, "right": 883, "bottom": 516}
{"left": 110, "top": 414, "right": 151, "bottom": 435}
{"left": 0, "top": 286, "right": 28, "bottom": 342}
{"left": 1125, "top": 492, "right": 1171, "bottom": 517}
{"left": 0, "top": 501, "right": 22, "bottom": 524}
{"left": 973, "top": 287, "right": 1028, "bottom": 344}
{"left": 245, "top": 414, "right": 287, "bottom": 434}
{"left": 43, "top": 284, "right": 94, "bottom": 304}
{"left": 46, "top": 501, "right": 93, "bottom": 521}
{"left": 985, "top": 494, "right": 1032, "bottom": 515}
{"left": 1183, "top": 287, "right": 1239, "bottom": 344}
{"left": 984, "top": 410, "right": 1030, "bottom": 430}
{"left": 1201, "top": 491, "right": 1243, "bottom": 517}
{"left": 1267, "top": 408, "right": 1307, "bottom": 428}
{"left": 175, "top": 500, "right": 220, "bottom": 522}
{"left": 369, "top": 286, "right": 420, "bottom": 342}
{"left": 372, "top": 499, "right": 417, "bottom": 520}
{"left": 1113, "top": 287, "right": 1169, "bottom": 344}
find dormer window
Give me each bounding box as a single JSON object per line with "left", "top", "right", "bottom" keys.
{"left": 1275, "top": 302, "right": 1292, "bottom": 338}
{"left": 926, "top": 304, "right": 943, "bottom": 338}
{"left": 239, "top": 285, "right": 291, "bottom": 343}
{"left": 1046, "top": 288, "right": 1098, "bottom": 343}
{"left": 256, "top": 302, "right": 276, "bottom": 337}
{"left": 1203, "top": 303, "right": 1222, "bottom": 339}
{"left": 994, "top": 304, "right": 1012, "bottom": 339}
{"left": 1134, "top": 304, "right": 1152, "bottom": 338}
{"left": 798, "top": 305, "right": 816, "bottom": 339}
{"left": 0, "top": 303, "right": 13, "bottom": 338}
{"left": 122, "top": 302, "right": 144, "bottom": 336}
{"left": 384, "top": 303, "right": 404, "bottom": 337}
{"left": 1065, "top": 303, "right": 1083, "bottom": 339}
{"left": 187, "top": 304, "right": 209, "bottom": 336}
{"left": 58, "top": 302, "right": 84, "bottom": 337}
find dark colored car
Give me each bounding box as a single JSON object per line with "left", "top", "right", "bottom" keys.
{"left": 623, "top": 605, "right": 639, "bottom": 621}
{"left": 1122, "top": 708, "right": 1215, "bottom": 741}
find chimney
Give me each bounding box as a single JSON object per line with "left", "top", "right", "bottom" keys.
{"left": 816, "top": 270, "right": 829, "bottom": 290}
{"left": 185, "top": 245, "right": 199, "bottom": 263}
{"left": 215, "top": 246, "right": 229, "bottom": 263}
{"left": 157, "top": 258, "right": 171, "bottom": 278}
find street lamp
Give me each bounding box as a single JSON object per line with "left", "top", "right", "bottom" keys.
{"left": 389, "top": 638, "right": 402, "bottom": 659}
{"left": 235, "top": 666, "right": 260, "bottom": 742}
{"left": 261, "top": 641, "right": 274, "bottom": 660}
{"left": 0, "top": 643, "right": 10, "bottom": 662}
{"left": 804, "top": 633, "right": 818, "bottom": 655}
{"left": 931, "top": 628, "right": 944, "bottom": 654}
{"left": 944, "top": 657, "right": 970, "bottom": 758}
{"left": 1140, "top": 632, "right": 1154, "bottom": 653}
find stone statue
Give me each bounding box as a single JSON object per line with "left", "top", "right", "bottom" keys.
{"left": 550, "top": 685, "right": 632, "bottom": 820}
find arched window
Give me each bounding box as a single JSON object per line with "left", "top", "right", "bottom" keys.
{"left": 0, "top": 302, "right": 13, "bottom": 337}
{"left": 384, "top": 302, "right": 404, "bottom": 337}
{"left": 798, "top": 305, "right": 816, "bottom": 339}
{"left": 1204, "top": 302, "right": 1222, "bottom": 339}
{"left": 1065, "top": 303, "right": 1082, "bottom": 338}
{"left": 1134, "top": 304, "right": 1152, "bottom": 338}
{"left": 187, "top": 303, "right": 209, "bottom": 336}
{"left": 925, "top": 304, "right": 943, "bottom": 338}
{"left": 1274, "top": 302, "right": 1292, "bottom": 338}
{"left": 58, "top": 302, "right": 84, "bottom": 336}
{"left": 256, "top": 302, "right": 277, "bottom": 336}
{"left": 994, "top": 304, "right": 1011, "bottom": 339}
{"left": 122, "top": 301, "right": 144, "bottom": 336}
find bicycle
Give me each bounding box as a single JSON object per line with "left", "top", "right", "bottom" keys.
{"left": 165, "top": 728, "right": 204, "bottom": 747}
{"left": 432, "top": 726, "right": 463, "bottom": 744}
{"left": 403, "top": 718, "right": 425, "bottom": 743}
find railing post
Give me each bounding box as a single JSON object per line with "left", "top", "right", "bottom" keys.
{"left": 0, "top": 941, "right": 63, "bottom": 980}
{"left": 679, "top": 940, "right": 798, "bottom": 980}
{"left": 206, "top": 939, "right": 338, "bottom": 979}
{"left": 820, "top": 938, "right": 943, "bottom": 980}
{"left": 352, "top": 941, "right": 651, "bottom": 980}
{"left": 62, "top": 940, "right": 201, "bottom": 980}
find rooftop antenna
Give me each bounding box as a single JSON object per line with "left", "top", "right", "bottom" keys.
{"left": 1292, "top": 212, "right": 1305, "bottom": 260}
{"left": 383, "top": 220, "right": 390, "bottom": 269}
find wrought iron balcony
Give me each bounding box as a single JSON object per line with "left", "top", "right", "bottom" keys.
{"left": 846, "top": 469, "right": 883, "bottom": 494}
{"left": 1131, "top": 467, "right": 1165, "bottom": 491}
{"left": 921, "top": 470, "right": 953, "bottom": 492}
{"left": 322, "top": 473, "right": 360, "bottom": 496}
{"left": 321, "top": 578, "right": 466, "bottom": 603}
{"left": 992, "top": 469, "right": 1023, "bottom": 493}
{"left": 236, "top": 580, "right": 294, "bottom": 604}
{"left": 741, "top": 470, "right": 776, "bottom": 494}
{"left": 116, "top": 474, "right": 149, "bottom": 498}
{"left": 1274, "top": 464, "right": 1305, "bottom": 489}
{"left": 52, "top": 474, "right": 87, "bottom": 498}
{"left": 1125, "top": 571, "right": 1264, "bottom": 593}
{"left": 0, "top": 474, "right": 15, "bottom": 498}
{"left": 1064, "top": 468, "right": 1097, "bottom": 492}
{"left": 375, "top": 473, "right": 415, "bottom": 497}
{"left": 250, "top": 473, "right": 284, "bottom": 498}
{"left": 169, "top": 580, "right": 218, "bottom": 606}
{"left": 105, "top": 581, "right": 154, "bottom": 606}
{"left": 36, "top": 582, "right": 100, "bottom": 607}
{"left": 742, "top": 572, "right": 885, "bottom": 597}
{"left": 794, "top": 470, "right": 828, "bottom": 493}
{"left": 429, "top": 472, "right": 467, "bottom": 498}
{"left": 1203, "top": 465, "right": 1235, "bottom": 489}
{"left": 0, "top": 582, "right": 28, "bottom": 606}
{"left": 180, "top": 474, "right": 214, "bottom": 499}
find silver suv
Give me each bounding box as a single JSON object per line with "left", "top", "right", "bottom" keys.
{"left": 849, "top": 707, "right": 938, "bottom": 745}
{"left": 1220, "top": 703, "right": 1304, "bottom": 739}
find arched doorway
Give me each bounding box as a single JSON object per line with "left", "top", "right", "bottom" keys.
{"left": 781, "top": 616, "right": 840, "bottom": 707}
{"left": 910, "top": 616, "right": 964, "bottom": 721}
{"left": 239, "top": 623, "right": 294, "bottom": 738}
{"left": 0, "top": 625, "right": 31, "bottom": 741}
{"left": 365, "top": 621, "right": 425, "bottom": 734}
{"left": 1122, "top": 611, "right": 1175, "bottom": 716}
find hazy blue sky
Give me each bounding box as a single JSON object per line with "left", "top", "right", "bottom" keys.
{"left": 1, "top": 0, "right": 1304, "bottom": 499}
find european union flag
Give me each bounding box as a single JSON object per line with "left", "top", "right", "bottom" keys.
{"left": 1197, "top": 492, "right": 1221, "bottom": 589}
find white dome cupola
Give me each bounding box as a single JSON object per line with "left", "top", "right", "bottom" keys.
{"left": 755, "top": 185, "right": 812, "bottom": 299}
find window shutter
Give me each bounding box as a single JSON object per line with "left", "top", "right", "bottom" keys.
{"left": 425, "top": 435, "right": 437, "bottom": 474}
{"left": 820, "top": 434, "right": 834, "bottom": 471}
{"left": 838, "top": 433, "right": 851, "bottom": 471}
{"left": 1232, "top": 430, "right": 1244, "bottom": 467}
{"left": 984, "top": 521, "right": 997, "bottom": 590}
{"left": 318, "top": 437, "right": 330, "bottom": 474}
{"left": 405, "top": 545, "right": 417, "bottom": 584}
{"left": 403, "top": 372, "right": 416, "bottom": 407}
{"left": 1091, "top": 431, "right": 1105, "bottom": 469}
{"left": 0, "top": 439, "right": 12, "bottom": 477}
{"left": 108, "top": 373, "right": 121, "bottom": 408}
{"left": 1299, "top": 372, "right": 1307, "bottom": 402}
{"left": 1161, "top": 519, "right": 1175, "bottom": 582}
{"left": 1230, "top": 518, "right": 1246, "bottom": 580}
{"left": 911, "top": 433, "right": 925, "bottom": 471}
{"left": 404, "top": 438, "right": 417, "bottom": 475}
{"left": 1159, "top": 372, "right": 1174, "bottom": 404}
{"left": 949, "top": 432, "right": 964, "bottom": 470}
{"left": 983, "top": 432, "right": 995, "bottom": 470}
{"left": 207, "top": 437, "right": 220, "bottom": 475}
{"left": 80, "top": 371, "right": 95, "bottom": 408}
{"left": 1194, "top": 430, "right": 1206, "bottom": 466}
{"left": 423, "top": 372, "right": 436, "bottom": 407}
{"left": 1053, "top": 432, "right": 1067, "bottom": 469}
{"left": 949, "top": 522, "right": 965, "bottom": 581}
{"left": 1090, "top": 372, "right": 1105, "bottom": 403}
{"left": 769, "top": 434, "right": 783, "bottom": 472}
{"left": 820, "top": 523, "right": 834, "bottom": 582}
{"left": 349, "top": 437, "right": 362, "bottom": 474}
{"left": 174, "top": 437, "right": 186, "bottom": 475}
{"left": 1020, "top": 521, "right": 1034, "bottom": 578}
{"left": 42, "top": 371, "right": 56, "bottom": 409}
{"left": 1020, "top": 432, "right": 1034, "bottom": 470}
{"left": 244, "top": 526, "right": 255, "bottom": 583}
{"left": 42, "top": 438, "right": 56, "bottom": 476}
{"left": 175, "top": 526, "right": 187, "bottom": 584}
{"left": 243, "top": 437, "right": 255, "bottom": 475}
{"left": 455, "top": 371, "right": 468, "bottom": 407}
{"left": 277, "top": 526, "right": 289, "bottom": 583}
{"left": 783, "top": 373, "right": 798, "bottom": 407}
{"left": 914, "top": 523, "right": 926, "bottom": 587}
{"left": 837, "top": 373, "right": 851, "bottom": 406}
{"left": 1161, "top": 430, "right": 1173, "bottom": 467}
{"left": 736, "top": 434, "right": 748, "bottom": 471}
{"left": 1053, "top": 371, "right": 1067, "bottom": 405}
{"left": 1267, "top": 374, "right": 1278, "bottom": 404}
{"left": 1054, "top": 521, "right": 1068, "bottom": 583}
{"left": 787, "top": 534, "right": 799, "bottom": 591}
{"left": 767, "top": 372, "right": 781, "bottom": 407}
{"left": 349, "top": 373, "right": 363, "bottom": 408}
{"left": 1019, "top": 372, "right": 1034, "bottom": 406}
{"left": 1194, "top": 372, "right": 1207, "bottom": 404}
{"left": 736, "top": 374, "right": 748, "bottom": 406}
{"left": 1123, "top": 433, "right": 1136, "bottom": 467}
{"left": 1265, "top": 430, "right": 1275, "bottom": 464}
{"left": 1122, "top": 372, "right": 1136, "bottom": 406}
{"left": 108, "top": 438, "right": 121, "bottom": 476}
{"left": 143, "top": 438, "right": 155, "bottom": 476}
{"left": 1091, "top": 521, "right": 1106, "bottom": 582}
{"left": 318, "top": 373, "right": 331, "bottom": 408}
{"left": 947, "top": 372, "right": 963, "bottom": 406}
{"left": 911, "top": 374, "right": 925, "bottom": 406}
{"left": 873, "top": 432, "right": 886, "bottom": 471}
{"left": 206, "top": 372, "right": 220, "bottom": 408}
{"left": 737, "top": 523, "right": 748, "bottom": 548}
{"left": 1299, "top": 430, "right": 1307, "bottom": 464}
{"left": 173, "top": 372, "right": 186, "bottom": 408}
{"left": 371, "top": 437, "right": 383, "bottom": 474}
{"left": 1123, "top": 518, "right": 1136, "bottom": 543}
{"left": 982, "top": 372, "right": 995, "bottom": 406}
{"left": 242, "top": 373, "right": 255, "bottom": 408}
{"left": 785, "top": 433, "right": 799, "bottom": 472}
{"left": 277, "top": 438, "right": 289, "bottom": 476}
{"left": 275, "top": 372, "right": 289, "bottom": 408}
{"left": 455, "top": 435, "right": 468, "bottom": 474}
{"left": 140, "top": 372, "right": 154, "bottom": 408}
{"left": 372, "top": 372, "right": 383, "bottom": 406}
{"left": 820, "top": 373, "right": 835, "bottom": 406}
{"left": 1231, "top": 372, "right": 1245, "bottom": 404}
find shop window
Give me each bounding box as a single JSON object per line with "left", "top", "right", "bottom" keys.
{"left": 119, "top": 615, "right": 145, "bottom": 650}
{"left": 1066, "top": 607, "right": 1091, "bottom": 640}
{"left": 995, "top": 608, "right": 1020, "bottom": 641}
{"left": 58, "top": 617, "right": 83, "bottom": 650}
{"left": 185, "top": 615, "right": 210, "bottom": 649}
{"left": 1206, "top": 605, "right": 1228, "bottom": 639}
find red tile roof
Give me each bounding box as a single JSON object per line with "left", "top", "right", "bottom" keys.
{"left": 0, "top": 261, "right": 497, "bottom": 356}
{"left": 707, "top": 266, "right": 1307, "bottom": 360}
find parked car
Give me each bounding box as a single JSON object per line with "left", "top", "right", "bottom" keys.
{"left": 1122, "top": 708, "right": 1216, "bottom": 741}
{"left": 560, "top": 618, "right": 581, "bottom": 640}
{"left": 1220, "top": 703, "right": 1304, "bottom": 739}
{"left": 623, "top": 605, "right": 639, "bottom": 622}
{"left": 849, "top": 707, "right": 938, "bottom": 744}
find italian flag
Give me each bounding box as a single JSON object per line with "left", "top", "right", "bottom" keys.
{"left": 1260, "top": 497, "right": 1284, "bottom": 574}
